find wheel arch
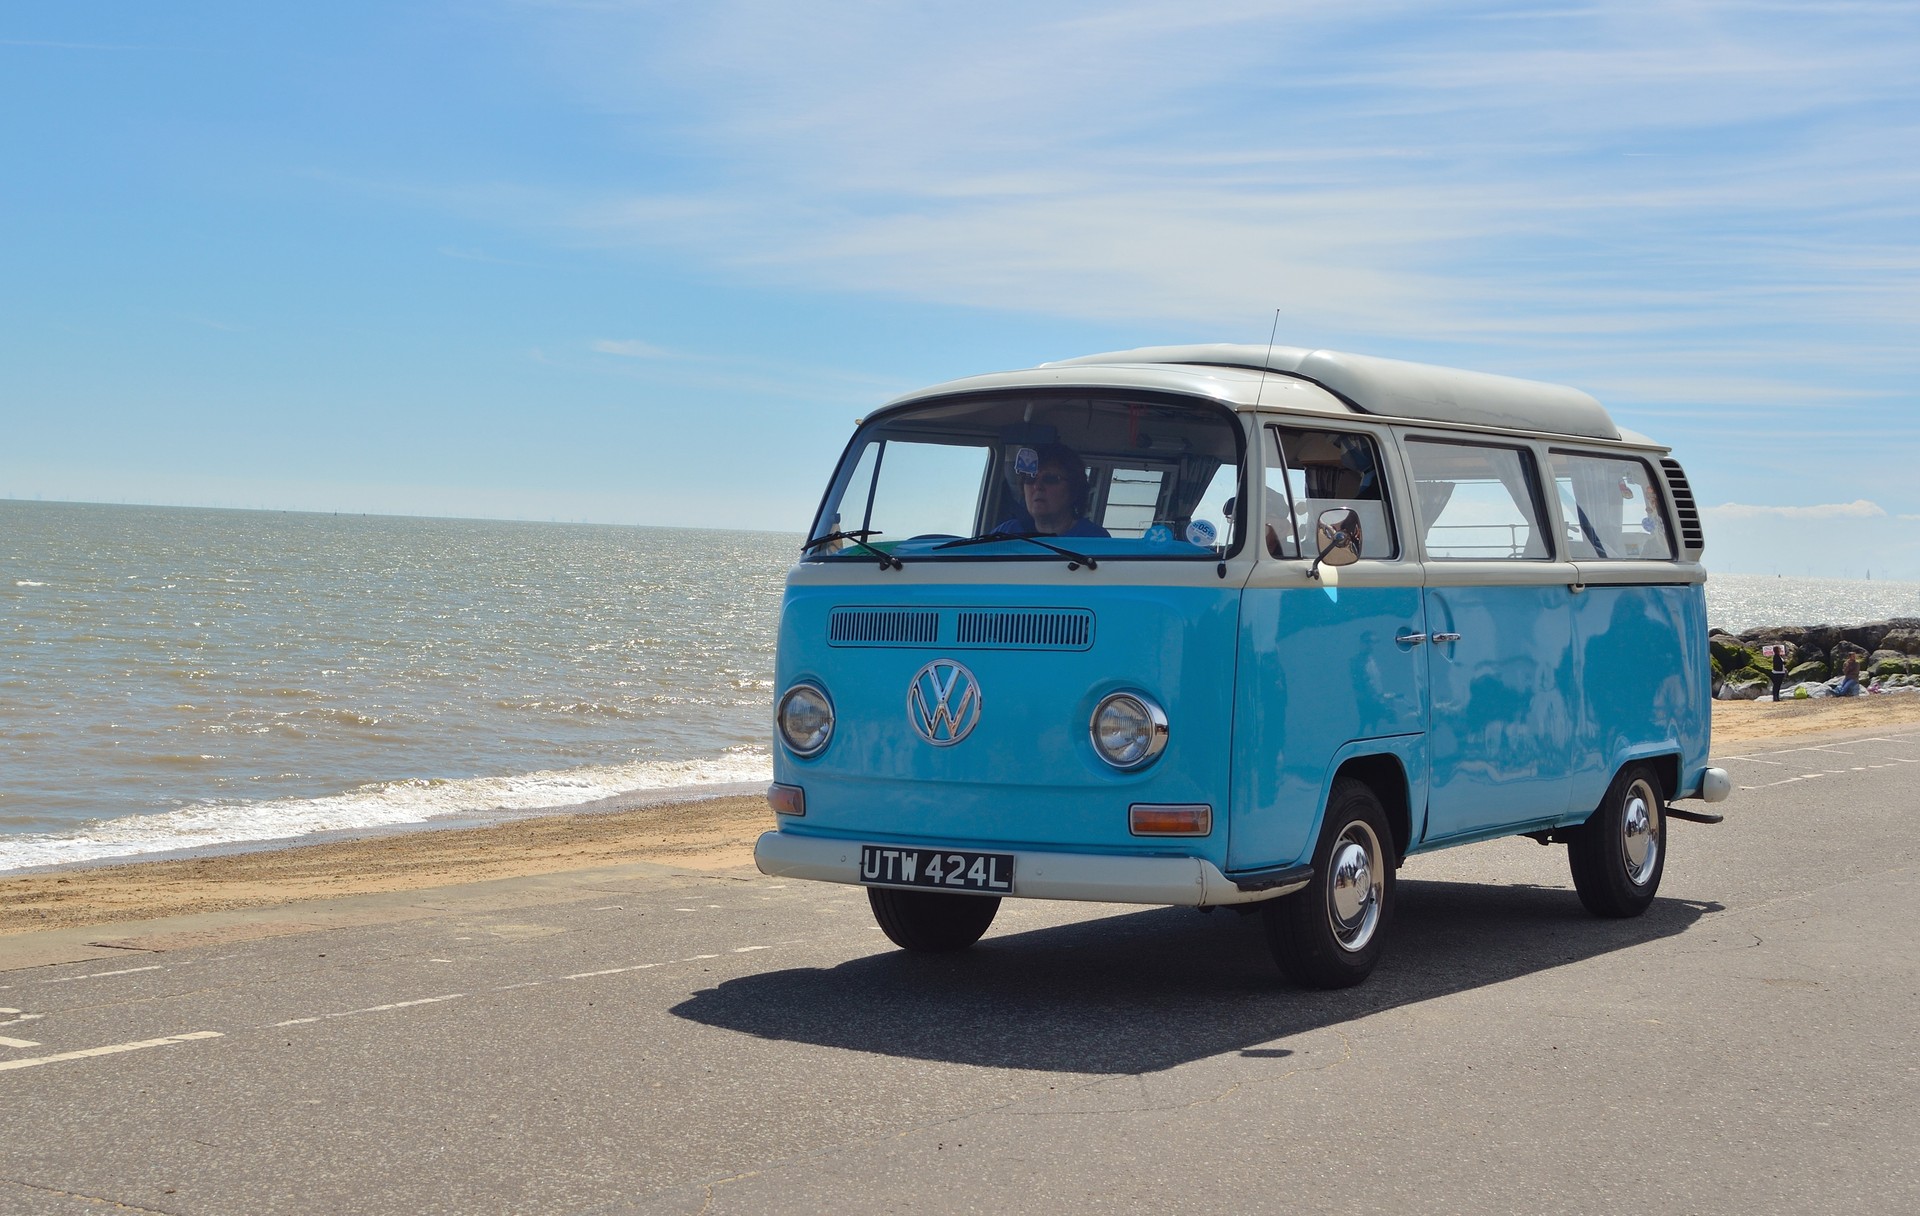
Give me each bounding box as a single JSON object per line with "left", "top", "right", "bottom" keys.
{"left": 1331, "top": 752, "right": 1414, "bottom": 866}
{"left": 1579, "top": 747, "right": 1681, "bottom": 825}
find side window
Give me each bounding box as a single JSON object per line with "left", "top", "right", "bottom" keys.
{"left": 1095, "top": 465, "right": 1167, "bottom": 537}
{"left": 1265, "top": 426, "right": 1395, "bottom": 559}
{"left": 1550, "top": 452, "right": 1675, "bottom": 560}
{"left": 1404, "top": 439, "right": 1550, "bottom": 560}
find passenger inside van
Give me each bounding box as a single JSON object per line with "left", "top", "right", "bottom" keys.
{"left": 1268, "top": 428, "right": 1393, "bottom": 559}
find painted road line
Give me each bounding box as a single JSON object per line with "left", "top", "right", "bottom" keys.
{"left": 0, "top": 1036, "right": 42, "bottom": 1049}
{"left": 274, "top": 993, "right": 466, "bottom": 1028}
{"left": 37, "top": 965, "right": 164, "bottom": 985}
{"left": 565, "top": 964, "right": 660, "bottom": 980}
{"left": 0, "top": 1031, "right": 221, "bottom": 1073}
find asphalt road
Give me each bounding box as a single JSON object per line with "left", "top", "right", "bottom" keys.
{"left": 3, "top": 726, "right": 1917, "bottom": 1215}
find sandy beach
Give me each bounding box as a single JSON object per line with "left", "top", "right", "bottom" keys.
{"left": 5, "top": 694, "right": 1918, "bottom": 939}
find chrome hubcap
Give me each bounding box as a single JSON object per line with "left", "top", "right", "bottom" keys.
{"left": 1327, "top": 822, "right": 1384, "bottom": 952}
{"left": 1621, "top": 779, "right": 1661, "bottom": 886}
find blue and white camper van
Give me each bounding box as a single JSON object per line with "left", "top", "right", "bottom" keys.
{"left": 756, "top": 344, "right": 1732, "bottom": 988}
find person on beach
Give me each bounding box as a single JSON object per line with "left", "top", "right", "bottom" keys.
{"left": 995, "top": 443, "right": 1111, "bottom": 538}
{"left": 1837, "top": 652, "right": 1863, "bottom": 696}
{"left": 1771, "top": 646, "right": 1788, "bottom": 702}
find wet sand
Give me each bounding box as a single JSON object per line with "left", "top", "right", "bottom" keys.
{"left": 6, "top": 695, "right": 1919, "bottom": 937}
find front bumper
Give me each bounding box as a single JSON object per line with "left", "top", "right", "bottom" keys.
{"left": 753, "top": 831, "right": 1304, "bottom": 907}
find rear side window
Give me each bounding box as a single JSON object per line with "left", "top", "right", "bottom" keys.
{"left": 1550, "top": 451, "right": 1675, "bottom": 560}
{"left": 1263, "top": 426, "right": 1396, "bottom": 559}
{"left": 1404, "top": 439, "right": 1551, "bottom": 560}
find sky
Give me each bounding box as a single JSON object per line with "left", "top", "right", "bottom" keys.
{"left": 2, "top": 1, "right": 1917, "bottom": 577}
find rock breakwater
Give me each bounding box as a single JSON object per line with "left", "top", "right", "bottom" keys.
{"left": 1710, "top": 617, "right": 1920, "bottom": 699}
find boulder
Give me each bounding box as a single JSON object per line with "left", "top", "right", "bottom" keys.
{"left": 1787, "top": 660, "right": 1830, "bottom": 682}
{"left": 1841, "top": 621, "right": 1893, "bottom": 652}
{"left": 1879, "top": 629, "right": 1920, "bottom": 656}
{"left": 1797, "top": 624, "right": 1845, "bottom": 654}
{"left": 1709, "top": 636, "right": 1763, "bottom": 676}
{"left": 1868, "top": 650, "right": 1910, "bottom": 676}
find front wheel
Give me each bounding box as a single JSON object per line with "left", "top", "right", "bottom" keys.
{"left": 868, "top": 888, "right": 1001, "bottom": 953}
{"left": 1567, "top": 762, "right": 1665, "bottom": 918}
{"left": 1264, "top": 778, "right": 1395, "bottom": 989}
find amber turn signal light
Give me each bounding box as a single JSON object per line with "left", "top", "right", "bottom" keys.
{"left": 766, "top": 783, "right": 806, "bottom": 817}
{"left": 1128, "top": 803, "right": 1211, "bottom": 836}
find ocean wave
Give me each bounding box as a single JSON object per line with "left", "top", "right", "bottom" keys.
{"left": 0, "top": 750, "right": 774, "bottom": 873}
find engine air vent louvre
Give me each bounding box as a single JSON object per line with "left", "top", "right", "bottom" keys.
{"left": 955, "top": 609, "right": 1094, "bottom": 650}
{"left": 827, "top": 609, "right": 939, "bottom": 646}
{"left": 1660, "top": 458, "right": 1706, "bottom": 553}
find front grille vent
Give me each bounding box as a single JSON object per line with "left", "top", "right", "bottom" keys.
{"left": 1659, "top": 458, "right": 1706, "bottom": 554}
{"left": 828, "top": 608, "right": 938, "bottom": 646}
{"left": 955, "top": 609, "right": 1093, "bottom": 650}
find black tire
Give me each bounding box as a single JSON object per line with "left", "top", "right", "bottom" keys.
{"left": 1567, "top": 762, "right": 1665, "bottom": 918}
{"left": 867, "top": 888, "right": 1001, "bottom": 953}
{"left": 1263, "top": 778, "right": 1395, "bottom": 989}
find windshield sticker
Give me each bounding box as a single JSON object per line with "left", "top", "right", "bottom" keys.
{"left": 1143, "top": 523, "right": 1174, "bottom": 544}
{"left": 1185, "top": 519, "right": 1218, "bottom": 546}
{"left": 1013, "top": 447, "right": 1040, "bottom": 478}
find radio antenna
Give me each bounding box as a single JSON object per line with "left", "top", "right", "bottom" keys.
{"left": 1253, "top": 308, "right": 1281, "bottom": 409}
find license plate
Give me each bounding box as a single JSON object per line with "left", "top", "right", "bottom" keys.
{"left": 859, "top": 845, "right": 1013, "bottom": 893}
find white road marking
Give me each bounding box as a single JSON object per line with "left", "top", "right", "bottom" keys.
{"left": 38, "top": 965, "right": 164, "bottom": 985}
{"left": 0, "top": 1036, "right": 42, "bottom": 1049}
{"left": 593, "top": 905, "right": 624, "bottom": 911}
{"left": 274, "top": 993, "right": 465, "bottom": 1028}
{"left": 0, "top": 1031, "right": 221, "bottom": 1073}
{"left": 732, "top": 946, "right": 771, "bottom": 953}
{"left": 565, "top": 964, "right": 659, "bottom": 980}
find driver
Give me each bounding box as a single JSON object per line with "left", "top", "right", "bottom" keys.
{"left": 996, "top": 443, "right": 1110, "bottom": 538}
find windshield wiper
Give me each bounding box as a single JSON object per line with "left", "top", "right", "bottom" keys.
{"left": 801, "top": 529, "right": 902, "bottom": 570}
{"left": 933, "top": 530, "right": 1098, "bottom": 571}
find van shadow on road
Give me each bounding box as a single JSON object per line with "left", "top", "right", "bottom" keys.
{"left": 671, "top": 880, "right": 1718, "bottom": 1074}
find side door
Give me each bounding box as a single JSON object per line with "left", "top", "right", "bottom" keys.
{"left": 1549, "top": 448, "right": 1708, "bottom": 820}
{"left": 1401, "top": 435, "right": 1579, "bottom": 843}
{"left": 1230, "top": 422, "right": 1428, "bottom": 873}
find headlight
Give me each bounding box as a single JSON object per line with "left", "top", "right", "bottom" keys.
{"left": 1090, "top": 692, "right": 1168, "bottom": 769}
{"left": 777, "top": 683, "right": 834, "bottom": 757}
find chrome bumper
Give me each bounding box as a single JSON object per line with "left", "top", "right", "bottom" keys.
{"left": 753, "top": 831, "right": 1303, "bottom": 907}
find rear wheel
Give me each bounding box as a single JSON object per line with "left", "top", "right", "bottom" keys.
{"left": 1264, "top": 778, "right": 1394, "bottom": 989}
{"left": 867, "top": 888, "right": 1001, "bottom": 952}
{"left": 1567, "top": 762, "right": 1665, "bottom": 918}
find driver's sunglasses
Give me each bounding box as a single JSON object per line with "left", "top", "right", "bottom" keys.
{"left": 1021, "top": 472, "right": 1069, "bottom": 487}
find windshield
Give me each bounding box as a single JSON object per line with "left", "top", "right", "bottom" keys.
{"left": 806, "top": 390, "right": 1245, "bottom": 562}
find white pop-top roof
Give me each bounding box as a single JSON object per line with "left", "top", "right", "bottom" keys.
{"left": 1038, "top": 344, "right": 1620, "bottom": 442}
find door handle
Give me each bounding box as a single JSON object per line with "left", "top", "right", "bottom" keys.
{"left": 1432, "top": 632, "right": 1462, "bottom": 643}
{"left": 1396, "top": 632, "right": 1428, "bottom": 646}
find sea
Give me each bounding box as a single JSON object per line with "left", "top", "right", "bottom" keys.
{"left": 5, "top": 500, "right": 1920, "bottom": 874}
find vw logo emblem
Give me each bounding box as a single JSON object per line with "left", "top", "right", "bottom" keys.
{"left": 906, "top": 659, "right": 982, "bottom": 746}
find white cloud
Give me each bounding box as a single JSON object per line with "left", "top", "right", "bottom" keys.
{"left": 1705, "top": 500, "right": 1888, "bottom": 521}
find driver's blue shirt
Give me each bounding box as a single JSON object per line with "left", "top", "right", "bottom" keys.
{"left": 992, "top": 515, "right": 1111, "bottom": 539}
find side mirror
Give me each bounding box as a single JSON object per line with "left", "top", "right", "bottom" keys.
{"left": 1310, "top": 507, "right": 1362, "bottom": 578}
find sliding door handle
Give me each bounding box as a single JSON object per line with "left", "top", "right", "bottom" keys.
{"left": 1432, "top": 632, "right": 1463, "bottom": 643}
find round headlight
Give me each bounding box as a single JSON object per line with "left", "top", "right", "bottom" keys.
{"left": 777, "top": 683, "right": 834, "bottom": 757}
{"left": 1090, "top": 692, "right": 1168, "bottom": 770}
